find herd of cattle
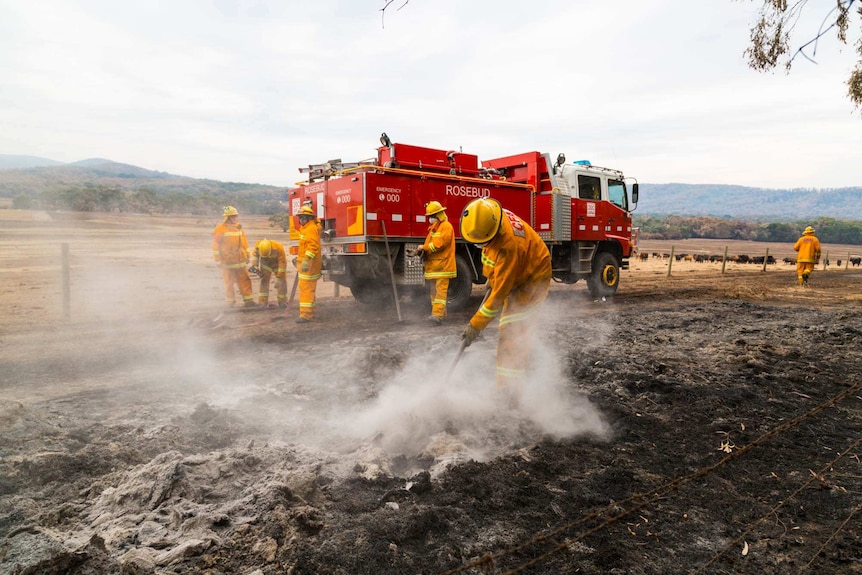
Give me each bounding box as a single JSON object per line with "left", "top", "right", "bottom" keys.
{"left": 637, "top": 252, "right": 862, "bottom": 267}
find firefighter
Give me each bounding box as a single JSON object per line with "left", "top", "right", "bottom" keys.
{"left": 459, "top": 197, "right": 552, "bottom": 388}
{"left": 793, "top": 226, "right": 821, "bottom": 286}
{"left": 410, "top": 201, "right": 456, "bottom": 325}
{"left": 294, "top": 205, "right": 321, "bottom": 323}
{"left": 252, "top": 238, "right": 288, "bottom": 307}
{"left": 212, "top": 205, "right": 256, "bottom": 307}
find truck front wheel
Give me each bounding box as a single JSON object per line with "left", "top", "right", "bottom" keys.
{"left": 586, "top": 252, "right": 620, "bottom": 298}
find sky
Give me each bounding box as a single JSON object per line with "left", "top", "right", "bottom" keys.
{"left": 1, "top": 0, "right": 860, "bottom": 189}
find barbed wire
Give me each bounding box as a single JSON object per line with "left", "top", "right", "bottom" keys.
{"left": 439, "top": 380, "right": 862, "bottom": 575}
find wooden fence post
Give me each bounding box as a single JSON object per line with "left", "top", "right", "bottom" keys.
{"left": 761, "top": 248, "right": 769, "bottom": 272}
{"left": 721, "top": 246, "right": 728, "bottom": 274}
{"left": 62, "top": 243, "right": 70, "bottom": 319}
{"left": 667, "top": 246, "right": 675, "bottom": 278}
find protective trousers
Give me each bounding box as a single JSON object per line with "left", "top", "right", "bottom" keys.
{"left": 430, "top": 278, "right": 450, "bottom": 318}
{"left": 298, "top": 277, "right": 318, "bottom": 319}
{"left": 495, "top": 277, "right": 550, "bottom": 388}
{"left": 222, "top": 267, "right": 254, "bottom": 305}
{"left": 796, "top": 262, "right": 815, "bottom": 285}
{"left": 258, "top": 272, "right": 287, "bottom": 305}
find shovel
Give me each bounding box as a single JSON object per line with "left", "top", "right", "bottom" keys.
{"left": 284, "top": 271, "right": 299, "bottom": 316}
{"left": 444, "top": 288, "right": 490, "bottom": 380}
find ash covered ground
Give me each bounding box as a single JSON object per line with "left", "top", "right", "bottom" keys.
{"left": 1, "top": 215, "right": 861, "bottom": 574}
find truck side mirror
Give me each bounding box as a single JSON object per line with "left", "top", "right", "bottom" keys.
{"left": 631, "top": 183, "right": 639, "bottom": 204}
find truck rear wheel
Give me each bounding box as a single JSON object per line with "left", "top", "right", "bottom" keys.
{"left": 350, "top": 281, "right": 393, "bottom": 308}
{"left": 446, "top": 254, "right": 474, "bottom": 312}
{"left": 586, "top": 252, "right": 620, "bottom": 298}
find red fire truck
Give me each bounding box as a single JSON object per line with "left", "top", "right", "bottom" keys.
{"left": 287, "top": 133, "right": 639, "bottom": 310}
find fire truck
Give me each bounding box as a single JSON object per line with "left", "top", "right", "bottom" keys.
{"left": 286, "top": 133, "right": 639, "bottom": 310}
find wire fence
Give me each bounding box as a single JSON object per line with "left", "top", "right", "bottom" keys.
{"left": 439, "top": 381, "right": 862, "bottom": 575}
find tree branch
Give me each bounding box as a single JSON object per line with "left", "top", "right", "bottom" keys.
{"left": 380, "top": 0, "right": 410, "bottom": 29}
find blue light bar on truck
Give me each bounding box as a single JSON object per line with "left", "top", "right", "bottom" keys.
{"left": 574, "top": 160, "right": 591, "bottom": 166}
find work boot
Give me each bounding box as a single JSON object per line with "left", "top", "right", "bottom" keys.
{"left": 244, "top": 301, "right": 258, "bottom": 308}
{"left": 295, "top": 317, "right": 311, "bottom": 324}
{"left": 277, "top": 301, "right": 287, "bottom": 309}
{"left": 427, "top": 315, "right": 442, "bottom": 326}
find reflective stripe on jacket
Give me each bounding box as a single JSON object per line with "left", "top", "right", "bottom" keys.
{"left": 298, "top": 220, "right": 322, "bottom": 280}
{"left": 793, "top": 235, "right": 821, "bottom": 264}
{"left": 213, "top": 222, "right": 249, "bottom": 266}
{"left": 469, "top": 209, "right": 551, "bottom": 331}
{"left": 422, "top": 219, "right": 456, "bottom": 279}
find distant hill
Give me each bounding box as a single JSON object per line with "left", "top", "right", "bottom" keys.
{"left": 0, "top": 156, "right": 282, "bottom": 199}
{"left": 0, "top": 155, "right": 64, "bottom": 170}
{"left": 636, "top": 183, "right": 862, "bottom": 221}
{"left": 1, "top": 155, "right": 859, "bottom": 220}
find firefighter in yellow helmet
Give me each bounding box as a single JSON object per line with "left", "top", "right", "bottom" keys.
{"left": 252, "top": 238, "right": 288, "bottom": 307}
{"left": 459, "top": 197, "right": 552, "bottom": 388}
{"left": 212, "top": 206, "right": 256, "bottom": 307}
{"left": 793, "top": 225, "right": 821, "bottom": 286}
{"left": 294, "top": 204, "right": 321, "bottom": 323}
{"left": 410, "top": 201, "right": 456, "bottom": 325}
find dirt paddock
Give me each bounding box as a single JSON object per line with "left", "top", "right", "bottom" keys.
{"left": 1, "top": 210, "right": 861, "bottom": 574}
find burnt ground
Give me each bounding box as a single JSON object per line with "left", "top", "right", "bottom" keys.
{"left": 1, "top": 212, "right": 861, "bottom": 575}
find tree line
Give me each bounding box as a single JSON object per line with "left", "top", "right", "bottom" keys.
{"left": 10, "top": 185, "right": 862, "bottom": 245}
{"left": 634, "top": 215, "right": 862, "bottom": 245}
{"left": 11, "top": 184, "right": 283, "bottom": 217}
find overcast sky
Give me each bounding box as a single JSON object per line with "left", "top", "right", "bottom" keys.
{"left": 1, "top": 0, "right": 860, "bottom": 189}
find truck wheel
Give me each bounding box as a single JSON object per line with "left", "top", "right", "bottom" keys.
{"left": 586, "top": 252, "right": 620, "bottom": 298}
{"left": 350, "top": 281, "right": 392, "bottom": 308}
{"left": 446, "top": 255, "right": 474, "bottom": 311}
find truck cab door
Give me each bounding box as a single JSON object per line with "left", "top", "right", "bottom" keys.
{"left": 572, "top": 174, "right": 604, "bottom": 241}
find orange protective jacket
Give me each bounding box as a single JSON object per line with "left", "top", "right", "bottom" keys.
{"left": 212, "top": 221, "right": 250, "bottom": 268}
{"left": 252, "top": 240, "right": 287, "bottom": 276}
{"left": 297, "top": 220, "right": 322, "bottom": 280}
{"left": 470, "top": 209, "right": 551, "bottom": 331}
{"left": 793, "top": 235, "right": 821, "bottom": 264}
{"left": 422, "top": 217, "right": 456, "bottom": 279}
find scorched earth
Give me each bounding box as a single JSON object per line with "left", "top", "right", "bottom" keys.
{"left": 1, "top": 212, "right": 861, "bottom": 575}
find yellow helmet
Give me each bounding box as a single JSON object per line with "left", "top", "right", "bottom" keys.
{"left": 460, "top": 198, "right": 502, "bottom": 245}
{"left": 223, "top": 205, "right": 239, "bottom": 217}
{"left": 425, "top": 201, "right": 446, "bottom": 218}
{"left": 257, "top": 239, "right": 272, "bottom": 257}
{"left": 298, "top": 205, "right": 315, "bottom": 217}
{"left": 803, "top": 226, "right": 815, "bottom": 235}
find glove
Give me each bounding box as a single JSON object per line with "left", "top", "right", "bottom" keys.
{"left": 301, "top": 260, "right": 310, "bottom": 273}
{"left": 461, "top": 324, "right": 481, "bottom": 348}
{"left": 292, "top": 257, "right": 298, "bottom": 268}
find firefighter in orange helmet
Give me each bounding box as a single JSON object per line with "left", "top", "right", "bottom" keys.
{"left": 793, "top": 225, "right": 821, "bottom": 286}
{"left": 459, "top": 197, "right": 552, "bottom": 388}
{"left": 294, "top": 204, "right": 321, "bottom": 323}
{"left": 252, "top": 238, "right": 288, "bottom": 307}
{"left": 212, "top": 206, "right": 256, "bottom": 307}
{"left": 411, "top": 201, "right": 456, "bottom": 325}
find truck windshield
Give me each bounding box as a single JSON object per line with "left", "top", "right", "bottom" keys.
{"left": 608, "top": 179, "right": 628, "bottom": 211}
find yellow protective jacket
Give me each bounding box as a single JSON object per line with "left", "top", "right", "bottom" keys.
{"left": 252, "top": 240, "right": 287, "bottom": 275}
{"left": 297, "top": 220, "right": 322, "bottom": 280}
{"left": 422, "top": 218, "right": 456, "bottom": 279}
{"left": 793, "top": 234, "right": 821, "bottom": 264}
{"left": 212, "top": 221, "right": 250, "bottom": 269}
{"left": 470, "top": 209, "right": 551, "bottom": 331}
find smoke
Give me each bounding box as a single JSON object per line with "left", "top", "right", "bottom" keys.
{"left": 334, "top": 302, "right": 611, "bottom": 471}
